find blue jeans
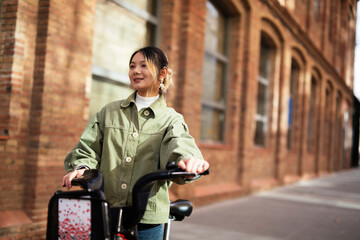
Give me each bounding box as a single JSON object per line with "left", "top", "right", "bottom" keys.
{"left": 138, "top": 224, "right": 163, "bottom": 240}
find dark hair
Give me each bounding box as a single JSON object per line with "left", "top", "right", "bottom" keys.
{"left": 129, "top": 46, "right": 168, "bottom": 73}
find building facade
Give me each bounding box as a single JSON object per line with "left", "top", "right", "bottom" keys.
{"left": 0, "top": 0, "right": 358, "bottom": 238}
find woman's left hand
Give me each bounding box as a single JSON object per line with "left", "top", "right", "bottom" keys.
{"left": 178, "top": 158, "right": 209, "bottom": 175}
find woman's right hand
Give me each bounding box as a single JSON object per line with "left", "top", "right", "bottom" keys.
{"left": 62, "top": 169, "right": 86, "bottom": 190}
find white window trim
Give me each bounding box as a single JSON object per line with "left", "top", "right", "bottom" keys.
{"left": 257, "top": 75, "right": 269, "bottom": 86}
{"left": 109, "top": 0, "right": 159, "bottom": 25}
{"left": 92, "top": 65, "right": 130, "bottom": 85}
{"left": 205, "top": 50, "right": 228, "bottom": 63}
{"left": 255, "top": 114, "right": 267, "bottom": 123}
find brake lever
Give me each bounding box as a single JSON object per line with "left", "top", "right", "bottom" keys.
{"left": 169, "top": 168, "right": 210, "bottom": 177}
{"left": 201, "top": 169, "right": 210, "bottom": 175}
{"left": 166, "top": 161, "right": 210, "bottom": 176}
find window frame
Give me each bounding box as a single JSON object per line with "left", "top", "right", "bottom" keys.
{"left": 307, "top": 72, "right": 320, "bottom": 154}
{"left": 287, "top": 58, "right": 300, "bottom": 151}
{"left": 200, "top": 0, "right": 230, "bottom": 144}
{"left": 254, "top": 33, "right": 276, "bottom": 147}
{"left": 333, "top": 91, "right": 342, "bottom": 170}
{"left": 342, "top": 100, "right": 351, "bottom": 168}
{"left": 322, "top": 82, "right": 333, "bottom": 156}
{"left": 312, "top": 0, "right": 321, "bottom": 22}
{"left": 0, "top": 0, "right": 10, "bottom": 140}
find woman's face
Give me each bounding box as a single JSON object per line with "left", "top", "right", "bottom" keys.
{"left": 129, "top": 52, "right": 160, "bottom": 97}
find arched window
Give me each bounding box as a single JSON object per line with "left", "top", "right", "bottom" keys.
{"left": 313, "top": 0, "right": 320, "bottom": 21}
{"left": 328, "top": 0, "right": 338, "bottom": 42}
{"left": 307, "top": 74, "right": 320, "bottom": 153}
{"left": 333, "top": 92, "right": 342, "bottom": 169}
{"left": 287, "top": 58, "right": 300, "bottom": 150}
{"left": 310, "top": 0, "right": 324, "bottom": 22}
{"left": 342, "top": 100, "right": 351, "bottom": 168}
{"left": 200, "top": 0, "right": 229, "bottom": 143}
{"left": 90, "top": 0, "right": 159, "bottom": 117}
{"left": 323, "top": 83, "right": 333, "bottom": 158}
{"left": 254, "top": 33, "right": 276, "bottom": 147}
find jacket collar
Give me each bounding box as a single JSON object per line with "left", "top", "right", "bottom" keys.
{"left": 120, "top": 91, "right": 137, "bottom": 108}
{"left": 120, "top": 91, "right": 167, "bottom": 117}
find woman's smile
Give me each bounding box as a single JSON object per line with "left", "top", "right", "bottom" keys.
{"left": 133, "top": 77, "right": 143, "bottom": 82}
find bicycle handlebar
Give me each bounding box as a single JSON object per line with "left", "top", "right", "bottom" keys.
{"left": 71, "top": 169, "right": 104, "bottom": 191}
{"left": 70, "top": 161, "right": 209, "bottom": 228}
{"left": 71, "top": 161, "right": 209, "bottom": 191}
{"left": 129, "top": 162, "right": 209, "bottom": 227}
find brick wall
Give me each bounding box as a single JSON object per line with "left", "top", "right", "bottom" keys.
{"left": 0, "top": 0, "right": 39, "bottom": 223}
{"left": 0, "top": 0, "right": 97, "bottom": 238}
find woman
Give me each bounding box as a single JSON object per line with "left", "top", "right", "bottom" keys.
{"left": 62, "top": 46, "right": 209, "bottom": 240}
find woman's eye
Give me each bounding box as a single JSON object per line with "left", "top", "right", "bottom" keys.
{"left": 129, "top": 65, "right": 135, "bottom": 69}
{"left": 142, "top": 64, "right": 147, "bottom": 68}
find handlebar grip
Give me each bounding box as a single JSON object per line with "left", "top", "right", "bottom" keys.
{"left": 166, "top": 161, "right": 210, "bottom": 176}
{"left": 201, "top": 168, "right": 210, "bottom": 175}
{"left": 169, "top": 167, "right": 210, "bottom": 177}
{"left": 71, "top": 169, "right": 104, "bottom": 191}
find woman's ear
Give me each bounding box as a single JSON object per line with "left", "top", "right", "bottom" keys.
{"left": 159, "top": 67, "right": 168, "bottom": 80}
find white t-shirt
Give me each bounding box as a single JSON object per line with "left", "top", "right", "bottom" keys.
{"left": 135, "top": 93, "right": 159, "bottom": 111}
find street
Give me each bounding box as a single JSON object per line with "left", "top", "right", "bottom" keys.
{"left": 171, "top": 168, "right": 360, "bottom": 240}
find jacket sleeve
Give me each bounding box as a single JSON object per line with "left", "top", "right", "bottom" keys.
{"left": 64, "top": 114, "right": 103, "bottom": 172}
{"left": 160, "top": 116, "right": 204, "bottom": 184}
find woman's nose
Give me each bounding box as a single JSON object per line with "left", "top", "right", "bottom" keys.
{"left": 134, "top": 66, "right": 141, "bottom": 74}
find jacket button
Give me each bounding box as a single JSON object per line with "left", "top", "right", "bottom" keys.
{"left": 125, "top": 157, "right": 132, "bottom": 163}
{"left": 132, "top": 132, "right": 138, "bottom": 138}
{"left": 121, "top": 183, "right": 127, "bottom": 189}
{"left": 144, "top": 110, "right": 150, "bottom": 116}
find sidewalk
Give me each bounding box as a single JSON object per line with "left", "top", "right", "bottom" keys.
{"left": 170, "top": 168, "right": 360, "bottom": 240}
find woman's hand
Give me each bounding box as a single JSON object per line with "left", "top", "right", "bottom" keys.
{"left": 178, "top": 158, "right": 209, "bottom": 175}
{"left": 62, "top": 169, "right": 86, "bottom": 190}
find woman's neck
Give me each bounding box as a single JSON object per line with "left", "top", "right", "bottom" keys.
{"left": 135, "top": 92, "right": 159, "bottom": 111}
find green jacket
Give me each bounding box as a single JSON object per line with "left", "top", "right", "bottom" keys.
{"left": 64, "top": 92, "right": 203, "bottom": 223}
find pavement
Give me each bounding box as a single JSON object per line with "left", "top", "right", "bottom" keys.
{"left": 170, "top": 168, "right": 360, "bottom": 240}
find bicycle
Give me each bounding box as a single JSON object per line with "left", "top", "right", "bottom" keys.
{"left": 46, "top": 161, "right": 209, "bottom": 240}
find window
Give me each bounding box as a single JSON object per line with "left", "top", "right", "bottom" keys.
{"left": 323, "top": 84, "right": 332, "bottom": 156}
{"left": 342, "top": 101, "right": 351, "bottom": 168}
{"left": 89, "top": 76, "right": 133, "bottom": 117}
{"left": 90, "top": 0, "right": 159, "bottom": 117}
{"left": 328, "top": 0, "right": 337, "bottom": 42}
{"left": 345, "top": 4, "right": 355, "bottom": 86}
{"left": 313, "top": 0, "right": 322, "bottom": 22}
{"left": 200, "top": 1, "right": 229, "bottom": 143}
{"left": 287, "top": 58, "right": 299, "bottom": 150}
{"left": 307, "top": 77, "right": 319, "bottom": 153}
{"left": 333, "top": 92, "right": 342, "bottom": 169}
{"left": 254, "top": 34, "right": 275, "bottom": 147}
{"left": 0, "top": 0, "right": 10, "bottom": 140}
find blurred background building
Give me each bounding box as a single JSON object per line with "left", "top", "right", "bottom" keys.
{"left": 0, "top": 0, "right": 359, "bottom": 238}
